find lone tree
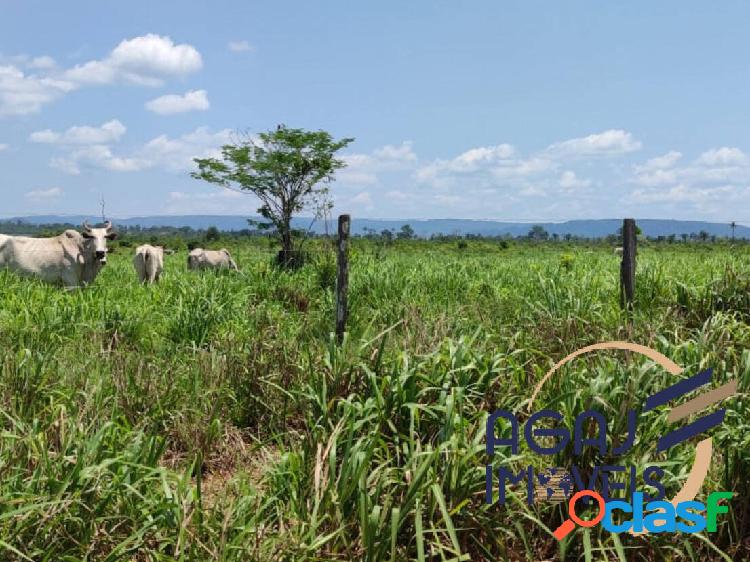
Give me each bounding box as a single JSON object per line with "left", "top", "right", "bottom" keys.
{"left": 205, "top": 225, "right": 220, "bottom": 242}
{"left": 528, "top": 225, "right": 549, "bottom": 241}
{"left": 397, "top": 224, "right": 415, "bottom": 240}
{"left": 192, "top": 125, "right": 353, "bottom": 266}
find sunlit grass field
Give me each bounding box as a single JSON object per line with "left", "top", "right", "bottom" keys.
{"left": 0, "top": 239, "right": 748, "bottom": 560}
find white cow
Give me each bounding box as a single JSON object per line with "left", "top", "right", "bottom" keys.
{"left": 0, "top": 221, "right": 116, "bottom": 288}
{"left": 187, "top": 248, "right": 238, "bottom": 271}
{"left": 133, "top": 244, "right": 164, "bottom": 284}
{"left": 614, "top": 247, "right": 623, "bottom": 256}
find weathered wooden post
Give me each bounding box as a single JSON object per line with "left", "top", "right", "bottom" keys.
{"left": 336, "top": 214, "right": 350, "bottom": 344}
{"left": 620, "top": 218, "right": 637, "bottom": 310}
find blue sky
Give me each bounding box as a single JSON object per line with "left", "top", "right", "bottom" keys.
{"left": 2, "top": 1, "right": 750, "bottom": 222}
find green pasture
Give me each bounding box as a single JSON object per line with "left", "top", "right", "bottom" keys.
{"left": 0, "top": 240, "right": 748, "bottom": 560}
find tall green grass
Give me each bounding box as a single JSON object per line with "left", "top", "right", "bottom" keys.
{"left": 0, "top": 241, "right": 748, "bottom": 560}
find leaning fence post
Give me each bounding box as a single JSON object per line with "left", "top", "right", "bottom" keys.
{"left": 620, "top": 218, "right": 637, "bottom": 310}
{"left": 336, "top": 214, "right": 351, "bottom": 344}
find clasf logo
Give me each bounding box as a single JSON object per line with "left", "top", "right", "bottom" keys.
{"left": 485, "top": 341, "right": 739, "bottom": 541}
{"left": 552, "top": 489, "right": 733, "bottom": 540}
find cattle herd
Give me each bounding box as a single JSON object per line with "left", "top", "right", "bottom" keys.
{"left": 0, "top": 222, "right": 238, "bottom": 288}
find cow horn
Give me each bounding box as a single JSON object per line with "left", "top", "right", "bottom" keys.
{"left": 82, "top": 220, "right": 92, "bottom": 232}
{"left": 104, "top": 220, "right": 113, "bottom": 231}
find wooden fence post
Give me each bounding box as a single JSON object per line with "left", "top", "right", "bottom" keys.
{"left": 336, "top": 214, "right": 351, "bottom": 344}
{"left": 620, "top": 218, "right": 637, "bottom": 310}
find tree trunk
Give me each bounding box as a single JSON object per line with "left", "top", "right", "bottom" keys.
{"left": 281, "top": 212, "right": 293, "bottom": 255}
{"left": 276, "top": 212, "right": 303, "bottom": 268}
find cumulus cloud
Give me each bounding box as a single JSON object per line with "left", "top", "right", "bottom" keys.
{"left": 28, "top": 56, "right": 56, "bottom": 70}
{"left": 350, "top": 191, "right": 373, "bottom": 206}
{"left": 417, "top": 144, "right": 516, "bottom": 181}
{"left": 385, "top": 190, "right": 410, "bottom": 201}
{"left": 168, "top": 189, "right": 243, "bottom": 202}
{"left": 145, "top": 89, "right": 210, "bottom": 114}
{"left": 372, "top": 142, "right": 418, "bottom": 164}
{"left": 631, "top": 183, "right": 741, "bottom": 205}
{"left": 0, "top": 65, "right": 76, "bottom": 116}
{"left": 164, "top": 188, "right": 256, "bottom": 214}
{"left": 340, "top": 141, "right": 417, "bottom": 185}
{"left": 25, "top": 187, "right": 63, "bottom": 200}
{"left": 141, "top": 127, "right": 233, "bottom": 172}
{"left": 559, "top": 170, "right": 591, "bottom": 189}
{"left": 434, "top": 194, "right": 463, "bottom": 205}
{"left": 545, "top": 129, "right": 642, "bottom": 158}
{"left": 47, "top": 126, "right": 233, "bottom": 175}
{"left": 416, "top": 146, "right": 528, "bottom": 193}
{"left": 416, "top": 144, "right": 556, "bottom": 194}
{"left": 52, "top": 145, "right": 148, "bottom": 175}
{"left": 695, "top": 147, "right": 747, "bottom": 167}
{"left": 64, "top": 34, "right": 202, "bottom": 87}
{"left": 636, "top": 150, "right": 682, "bottom": 172}
{"left": 628, "top": 146, "right": 750, "bottom": 220}
{"left": 1, "top": 35, "right": 203, "bottom": 117}
{"left": 29, "top": 119, "right": 126, "bottom": 144}
{"left": 227, "top": 40, "right": 254, "bottom": 53}
{"left": 633, "top": 146, "right": 750, "bottom": 188}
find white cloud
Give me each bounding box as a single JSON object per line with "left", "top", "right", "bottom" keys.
{"left": 338, "top": 170, "right": 378, "bottom": 185}
{"left": 490, "top": 157, "right": 556, "bottom": 180}
{"left": 434, "top": 194, "right": 463, "bottom": 205}
{"left": 0, "top": 143, "right": 8, "bottom": 151}
{"left": 631, "top": 183, "right": 740, "bottom": 205}
{"left": 629, "top": 145, "right": 750, "bottom": 218}
{"left": 695, "top": 147, "right": 747, "bottom": 167}
{"left": 340, "top": 141, "right": 417, "bottom": 185}
{"left": 350, "top": 191, "right": 374, "bottom": 209}
{"left": 25, "top": 187, "right": 63, "bottom": 200}
{"left": 1, "top": 35, "right": 202, "bottom": 117}
{"left": 416, "top": 144, "right": 555, "bottom": 195}
{"left": 168, "top": 189, "right": 243, "bottom": 201}
{"left": 141, "top": 126, "right": 233, "bottom": 172}
{"left": 545, "top": 129, "right": 642, "bottom": 158}
{"left": 636, "top": 150, "right": 682, "bottom": 172}
{"left": 28, "top": 56, "right": 56, "bottom": 70}
{"left": 145, "top": 89, "right": 210, "bottom": 114}
{"left": 633, "top": 168, "right": 678, "bottom": 187}
{"left": 633, "top": 146, "right": 750, "bottom": 189}
{"left": 227, "top": 40, "right": 254, "bottom": 53}
{"left": 559, "top": 170, "right": 591, "bottom": 189}
{"left": 385, "top": 190, "right": 410, "bottom": 201}
{"left": 0, "top": 65, "right": 76, "bottom": 116}
{"left": 451, "top": 145, "right": 516, "bottom": 169}
{"left": 417, "top": 144, "right": 516, "bottom": 181}
{"left": 28, "top": 130, "right": 59, "bottom": 143}
{"left": 50, "top": 156, "right": 82, "bottom": 175}
{"left": 164, "top": 188, "right": 256, "bottom": 214}
{"left": 52, "top": 145, "right": 149, "bottom": 175}
{"left": 372, "top": 142, "right": 418, "bottom": 164}
{"left": 64, "top": 34, "right": 202, "bottom": 87}
{"left": 29, "top": 119, "right": 126, "bottom": 144}
{"left": 40, "top": 123, "right": 231, "bottom": 175}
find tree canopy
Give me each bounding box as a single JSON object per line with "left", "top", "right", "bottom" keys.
{"left": 192, "top": 126, "right": 354, "bottom": 261}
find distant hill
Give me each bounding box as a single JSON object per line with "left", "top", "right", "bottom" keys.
{"left": 2, "top": 215, "right": 749, "bottom": 239}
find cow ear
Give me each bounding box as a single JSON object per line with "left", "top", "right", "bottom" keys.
{"left": 81, "top": 231, "right": 94, "bottom": 239}
{"left": 106, "top": 232, "right": 118, "bottom": 240}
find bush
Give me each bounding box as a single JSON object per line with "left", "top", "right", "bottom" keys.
{"left": 559, "top": 253, "right": 574, "bottom": 271}
{"left": 314, "top": 254, "right": 337, "bottom": 291}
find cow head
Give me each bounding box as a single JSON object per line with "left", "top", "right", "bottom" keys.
{"left": 82, "top": 220, "right": 117, "bottom": 265}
